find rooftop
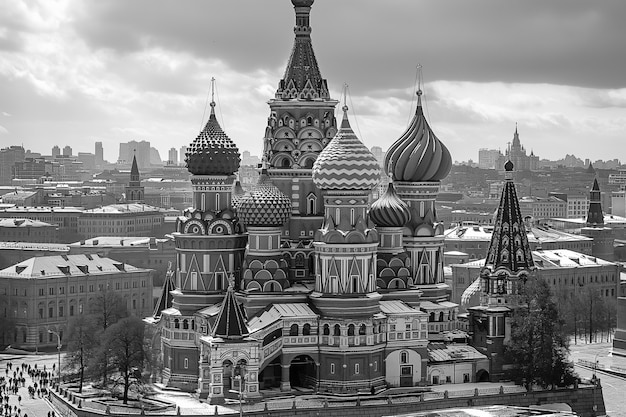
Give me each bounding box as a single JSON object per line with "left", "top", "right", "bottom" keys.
{"left": 82, "top": 203, "right": 162, "bottom": 214}
{"left": 428, "top": 343, "right": 487, "bottom": 363}
{"left": 0, "top": 253, "right": 149, "bottom": 279}
{"left": 443, "top": 224, "right": 591, "bottom": 243}
{"left": 457, "top": 249, "right": 616, "bottom": 269}
{"left": 0, "top": 218, "right": 56, "bottom": 228}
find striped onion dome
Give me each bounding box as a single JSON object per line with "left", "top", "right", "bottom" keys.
{"left": 384, "top": 91, "right": 451, "bottom": 182}
{"left": 186, "top": 102, "right": 240, "bottom": 176}
{"left": 312, "top": 106, "right": 380, "bottom": 191}
{"left": 369, "top": 182, "right": 411, "bottom": 227}
{"left": 231, "top": 180, "right": 246, "bottom": 207}
{"left": 237, "top": 171, "right": 292, "bottom": 227}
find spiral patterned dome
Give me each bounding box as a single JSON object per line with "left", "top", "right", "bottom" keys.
{"left": 237, "top": 171, "right": 292, "bottom": 227}
{"left": 186, "top": 103, "right": 240, "bottom": 176}
{"left": 369, "top": 182, "right": 411, "bottom": 227}
{"left": 312, "top": 106, "right": 380, "bottom": 191}
{"left": 384, "top": 92, "right": 452, "bottom": 182}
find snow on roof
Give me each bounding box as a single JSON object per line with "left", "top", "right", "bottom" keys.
{"left": 379, "top": 300, "right": 424, "bottom": 315}
{"left": 428, "top": 343, "right": 487, "bottom": 362}
{"left": 247, "top": 303, "right": 317, "bottom": 333}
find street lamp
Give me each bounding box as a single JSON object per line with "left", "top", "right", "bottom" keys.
{"left": 47, "top": 329, "right": 61, "bottom": 384}
{"left": 233, "top": 374, "right": 244, "bottom": 417}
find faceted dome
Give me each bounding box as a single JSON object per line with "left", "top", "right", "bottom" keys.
{"left": 312, "top": 107, "right": 380, "bottom": 191}
{"left": 369, "top": 182, "right": 411, "bottom": 228}
{"left": 292, "top": 0, "right": 314, "bottom": 6}
{"left": 384, "top": 92, "right": 451, "bottom": 182}
{"left": 237, "top": 172, "right": 292, "bottom": 227}
{"left": 186, "top": 103, "right": 240, "bottom": 176}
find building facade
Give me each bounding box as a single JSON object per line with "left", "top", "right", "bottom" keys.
{"left": 0, "top": 254, "right": 153, "bottom": 349}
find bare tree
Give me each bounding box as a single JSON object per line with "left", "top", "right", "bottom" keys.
{"left": 104, "top": 317, "right": 145, "bottom": 404}
{"left": 65, "top": 315, "right": 97, "bottom": 393}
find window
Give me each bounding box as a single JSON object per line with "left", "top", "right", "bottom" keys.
{"left": 48, "top": 307, "right": 53, "bottom": 318}
{"left": 69, "top": 286, "right": 75, "bottom": 294}
{"left": 49, "top": 287, "right": 54, "bottom": 295}
{"left": 303, "top": 323, "right": 311, "bottom": 336}
{"left": 39, "top": 288, "right": 45, "bottom": 296}
{"left": 184, "top": 358, "right": 189, "bottom": 369}
{"left": 400, "top": 351, "right": 408, "bottom": 364}
{"left": 290, "top": 324, "right": 299, "bottom": 336}
{"left": 330, "top": 363, "right": 335, "bottom": 374}
{"left": 59, "top": 287, "right": 65, "bottom": 295}
{"left": 374, "top": 361, "right": 378, "bottom": 371}
{"left": 59, "top": 306, "right": 64, "bottom": 317}
{"left": 354, "top": 363, "right": 360, "bottom": 374}
{"left": 323, "top": 324, "right": 330, "bottom": 335}
{"left": 333, "top": 324, "right": 341, "bottom": 336}
{"left": 39, "top": 308, "right": 44, "bottom": 319}
{"left": 69, "top": 305, "right": 74, "bottom": 316}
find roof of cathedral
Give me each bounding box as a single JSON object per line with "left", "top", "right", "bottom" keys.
{"left": 369, "top": 182, "right": 411, "bottom": 228}
{"left": 483, "top": 161, "right": 534, "bottom": 275}
{"left": 237, "top": 171, "right": 292, "bottom": 227}
{"left": 153, "top": 267, "right": 175, "bottom": 318}
{"left": 312, "top": 106, "right": 380, "bottom": 191}
{"left": 185, "top": 101, "right": 240, "bottom": 176}
{"left": 212, "top": 285, "right": 250, "bottom": 340}
{"left": 276, "top": 0, "right": 329, "bottom": 100}
{"left": 384, "top": 91, "right": 452, "bottom": 182}
{"left": 586, "top": 178, "right": 604, "bottom": 227}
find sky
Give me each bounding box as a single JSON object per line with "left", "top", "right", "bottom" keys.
{"left": 1, "top": 0, "right": 626, "bottom": 165}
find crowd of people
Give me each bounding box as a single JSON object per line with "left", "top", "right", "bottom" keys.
{"left": 0, "top": 361, "right": 56, "bottom": 417}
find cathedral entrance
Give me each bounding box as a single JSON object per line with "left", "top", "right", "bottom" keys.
{"left": 223, "top": 360, "right": 233, "bottom": 392}
{"left": 289, "top": 355, "right": 316, "bottom": 389}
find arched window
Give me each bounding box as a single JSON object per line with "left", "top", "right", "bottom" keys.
{"left": 359, "top": 324, "right": 366, "bottom": 335}
{"left": 306, "top": 193, "right": 317, "bottom": 215}
{"left": 439, "top": 312, "right": 444, "bottom": 322}
{"left": 348, "top": 324, "right": 355, "bottom": 336}
{"left": 333, "top": 324, "right": 341, "bottom": 336}
{"left": 429, "top": 312, "right": 435, "bottom": 322}
{"left": 282, "top": 158, "right": 290, "bottom": 168}
{"left": 303, "top": 323, "right": 311, "bottom": 336}
{"left": 183, "top": 319, "right": 189, "bottom": 330}
{"left": 323, "top": 324, "right": 330, "bottom": 335}
{"left": 174, "top": 319, "right": 180, "bottom": 329}
{"left": 289, "top": 324, "right": 299, "bottom": 336}
{"left": 400, "top": 351, "right": 408, "bottom": 364}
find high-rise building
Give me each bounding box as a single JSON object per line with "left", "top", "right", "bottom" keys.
{"left": 95, "top": 141, "right": 104, "bottom": 166}
{"left": 52, "top": 145, "right": 61, "bottom": 157}
{"left": 179, "top": 146, "right": 187, "bottom": 165}
{"left": 504, "top": 126, "right": 539, "bottom": 171}
{"left": 0, "top": 146, "right": 25, "bottom": 185}
{"left": 478, "top": 148, "right": 502, "bottom": 170}
{"left": 168, "top": 148, "right": 178, "bottom": 165}
{"left": 118, "top": 141, "right": 151, "bottom": 168}
{"left": 62, "top": 145, "right": 72, "bottom": 157}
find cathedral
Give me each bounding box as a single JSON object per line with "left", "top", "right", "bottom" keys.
{"left": 152, "top": 0, "right": 464, "bottom": 402}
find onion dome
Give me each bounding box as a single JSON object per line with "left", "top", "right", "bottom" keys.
{"left": 312, "top": 106, "right": 380, "bottom": 190}
{"left": 292, "top": 0, "right": 314, "bottom": 7}
{"left": 384, "top": 91, "right": 451, "bottom": 182}
{"left": 237, "top": 171, "right": 292, "bottom": 227}
{"left": 185, "top": 101, "right": 240, "bottom": 176}
{"left": 231, "top": 180, "right": 246, "bottom": 207}
{"left": 369, "top": 182, "right": 411, "bottom": 227}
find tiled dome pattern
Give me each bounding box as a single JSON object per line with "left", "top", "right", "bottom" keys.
{"left": 186, "top": 105, "right": 240, "bottom": 176}
{"left": 312, "top": 109, "right": 380, "bottom": 191}
{"left": 369, "top": 183, "right": 411, "bottom": 227}
{"left": 384, "top": 94, "right": 451, "bottom": 182}
{"left": 237, "top": 172, "right": 292, "bottom": 227}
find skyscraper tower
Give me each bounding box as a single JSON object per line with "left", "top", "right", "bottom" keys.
{"left": 95, "top": 142, "right": 104, "bottom": 166}
{"left": 466, "top": 160, "right": 536, "bottom": 381}
{"left": 264, "top": 0, "right": 339, "bottom": 281}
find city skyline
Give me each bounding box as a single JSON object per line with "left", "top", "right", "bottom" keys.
{"left": 1, "top": 1, "right": 625, "bottom": 163}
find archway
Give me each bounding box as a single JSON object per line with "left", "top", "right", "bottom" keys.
{"left": 223, "top": 360, "right": 233, "bottom": 391}
{"left": 476, "top": 369, "right": 490, "bottom": 382}
{"left": 290, "top": 355, "right": 316, "bottom": 389}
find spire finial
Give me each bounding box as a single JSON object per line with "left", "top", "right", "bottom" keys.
{"left": 210, "top": 77, "right": 216, "bottom": 110}
{"left": 342, "top": 83, "right": 349, "bottom": 113}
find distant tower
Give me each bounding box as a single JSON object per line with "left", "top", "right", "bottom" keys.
{"left": 125, "top": 153, "right": 145, "bottom": 203}
{"left": 179, "top": 146, "right": 187, "bottom": 165}
{"left": 466, "top": 160, "right": 537, "bottom": 381}
{"left": 62, "top": 145, "right": 72, "bottom": 157}
{"left": 581, "top": 178, "right": 614, "bottom": 261}
{"left": 168, "top": 147, "right": 178, "bottom": 166}
{"left": 95, "top": 142, "right": 104, "bottom": 166}
{"left": 52, "top": 146, "right": 60, "bottom": 157}
{"left": 264, "top": 0, "right": 339, "bottom": 281}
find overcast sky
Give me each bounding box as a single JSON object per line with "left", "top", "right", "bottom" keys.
{"left": 2, "top": 0, "right": 625, "bottom": 164}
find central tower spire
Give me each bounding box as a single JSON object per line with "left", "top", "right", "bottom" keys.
{"left": 263, "top": 0, "right": 339, "bottom": 283}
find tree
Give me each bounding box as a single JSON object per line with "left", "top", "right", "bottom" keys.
{"left": 104, "top": 317, "right": 145, "bottom": 404}
{"left": 65, "top": 315, "right": 97, "bottom": 393}
{"left": 506, "top": 276, "right": 577, "bottom": 388}
{"left": 88, "top": 288, "right": 129, "bottom": 387}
